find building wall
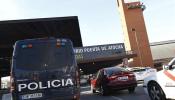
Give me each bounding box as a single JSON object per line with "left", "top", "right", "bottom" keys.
{"left": 151, "top": 43, "right": 175, "bottom": 60}
{"left": 150, "top": 41, "right": 175, "bottom": 68}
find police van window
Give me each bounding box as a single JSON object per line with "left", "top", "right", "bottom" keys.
{"left": 15, "top": 41, "right": 73, "bottom": 71}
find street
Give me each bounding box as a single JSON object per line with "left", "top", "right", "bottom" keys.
{"left": 1, "top": 85, "right": 150, "bottom": 100}
{"left": 80, "top": 85, "right": 150, "bottom": 100}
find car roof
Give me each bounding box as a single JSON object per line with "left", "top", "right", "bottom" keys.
{"left": 103, "top": 66, "right": 123, "bottom": 71}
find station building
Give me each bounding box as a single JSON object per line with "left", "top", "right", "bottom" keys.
{"left": 0, "top": 16, "right": 174, "bottom": 89}
{"left": 0, "top": 16, "right": 136, "bottom": 89}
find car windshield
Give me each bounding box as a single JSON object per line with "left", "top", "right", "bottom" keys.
{"left": 15, "top": 41, "right": 73, "bottom": 71}
{"left": 168, "top": 58, "right": 175, "bottom": 66}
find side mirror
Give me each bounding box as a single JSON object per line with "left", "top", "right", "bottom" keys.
{"left": 163, "top": 65, "right": 169, "bottom": 70}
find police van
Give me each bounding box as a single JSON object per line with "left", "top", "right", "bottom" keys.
{"left": 143, "top": 58, "right": 175, "bottom": 100}
{"left": 10, "top": 38, "right": 80, "bottom": 100}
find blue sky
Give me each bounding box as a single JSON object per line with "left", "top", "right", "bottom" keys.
{"left": 0, "top": 0, "right": 175, "bottom": 46}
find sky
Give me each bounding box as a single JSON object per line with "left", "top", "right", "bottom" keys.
{"left": 0, "top": 0, "right": 175, "bottom": 46}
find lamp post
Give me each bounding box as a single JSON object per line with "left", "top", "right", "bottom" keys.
{"left": 131, "top": 28, "right": 143, "bottom": 66}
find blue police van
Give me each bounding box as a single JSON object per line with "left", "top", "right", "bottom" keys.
{"left": 10, "top": 38, "right": 80, "bottom": 100}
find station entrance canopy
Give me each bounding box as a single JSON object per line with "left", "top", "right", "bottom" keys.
{"left": 74, "top": 43, "right": 137, "bottom": 74}
{"left": 0, "top": 16, "right": 82, "bottom": 77}
{"left": 0, "top": 16, "right": 82, "bottom": 58}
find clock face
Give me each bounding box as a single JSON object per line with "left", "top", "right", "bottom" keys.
{"left": 124, "top": 0, "right": 140, "bottom": 3}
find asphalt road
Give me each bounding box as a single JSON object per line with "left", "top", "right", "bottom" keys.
{"left": 80, "top": 84, "right": 151, "bottom": 100}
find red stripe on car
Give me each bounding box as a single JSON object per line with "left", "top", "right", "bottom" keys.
{"left": 164, "top": 70, "right": 175, "bottom": 81}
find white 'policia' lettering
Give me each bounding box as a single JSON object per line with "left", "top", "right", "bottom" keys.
{"left": 18, "top": 78, "right": 74, "bottom": 92}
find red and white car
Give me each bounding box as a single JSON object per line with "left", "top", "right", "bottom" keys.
{"left": 90, "top": 66, "right": 137, "bottom": 95}
{"left": 143, "top": 58, "right": 175, "bottom": 100}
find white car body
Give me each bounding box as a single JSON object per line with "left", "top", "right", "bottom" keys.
{"left": 143, "top": 58, "right": 175, "bottom": 99}
{"left": 126, "top": 67, "right": 157, "bottom": 84}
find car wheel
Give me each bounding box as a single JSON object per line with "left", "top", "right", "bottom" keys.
{"left": 148, "top": 82, "right": 166, "bottom": 100}
{"left": 128, "top": 87, "right": 135, "bottom": 93}
{"left": 91, "top": 84, "right": 96, "bottom": 93}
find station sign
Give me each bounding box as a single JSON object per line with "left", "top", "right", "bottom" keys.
{"left": 74, "top": 43, "right": 125, "bottom": 62}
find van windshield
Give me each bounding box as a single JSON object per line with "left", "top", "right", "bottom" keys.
{"left": 15, "top": 41, "right": 73, "bottom": 71}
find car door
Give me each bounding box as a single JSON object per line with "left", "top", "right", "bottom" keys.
{"left": 161, "top": 60, "right": 175, "bottom": 98}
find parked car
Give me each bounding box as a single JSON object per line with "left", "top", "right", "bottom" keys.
{"left": 90, "top": 66, "right": 137, "bottom": 95}
{"left": 126, "top": 67, "right": 157, "bottom": 84}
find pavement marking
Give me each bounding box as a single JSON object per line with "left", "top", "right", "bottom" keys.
{"left": 137, "top": 83, "right": 143, "bottom": 86}
{"left": 111, "top": 96, "right": 123, "bottom": 100}
{"left": 81, "top": 91, "right": 91, "bottom": 94}
{"left": 81, "top": 86, "right": 91, "bottom": 89}
{"left": 81, "top": 90, "right": 92, "bottom": 94}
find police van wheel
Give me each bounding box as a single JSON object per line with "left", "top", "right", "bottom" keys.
{"left": 148, "top": 82, "right": 166, "bottom": 100}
